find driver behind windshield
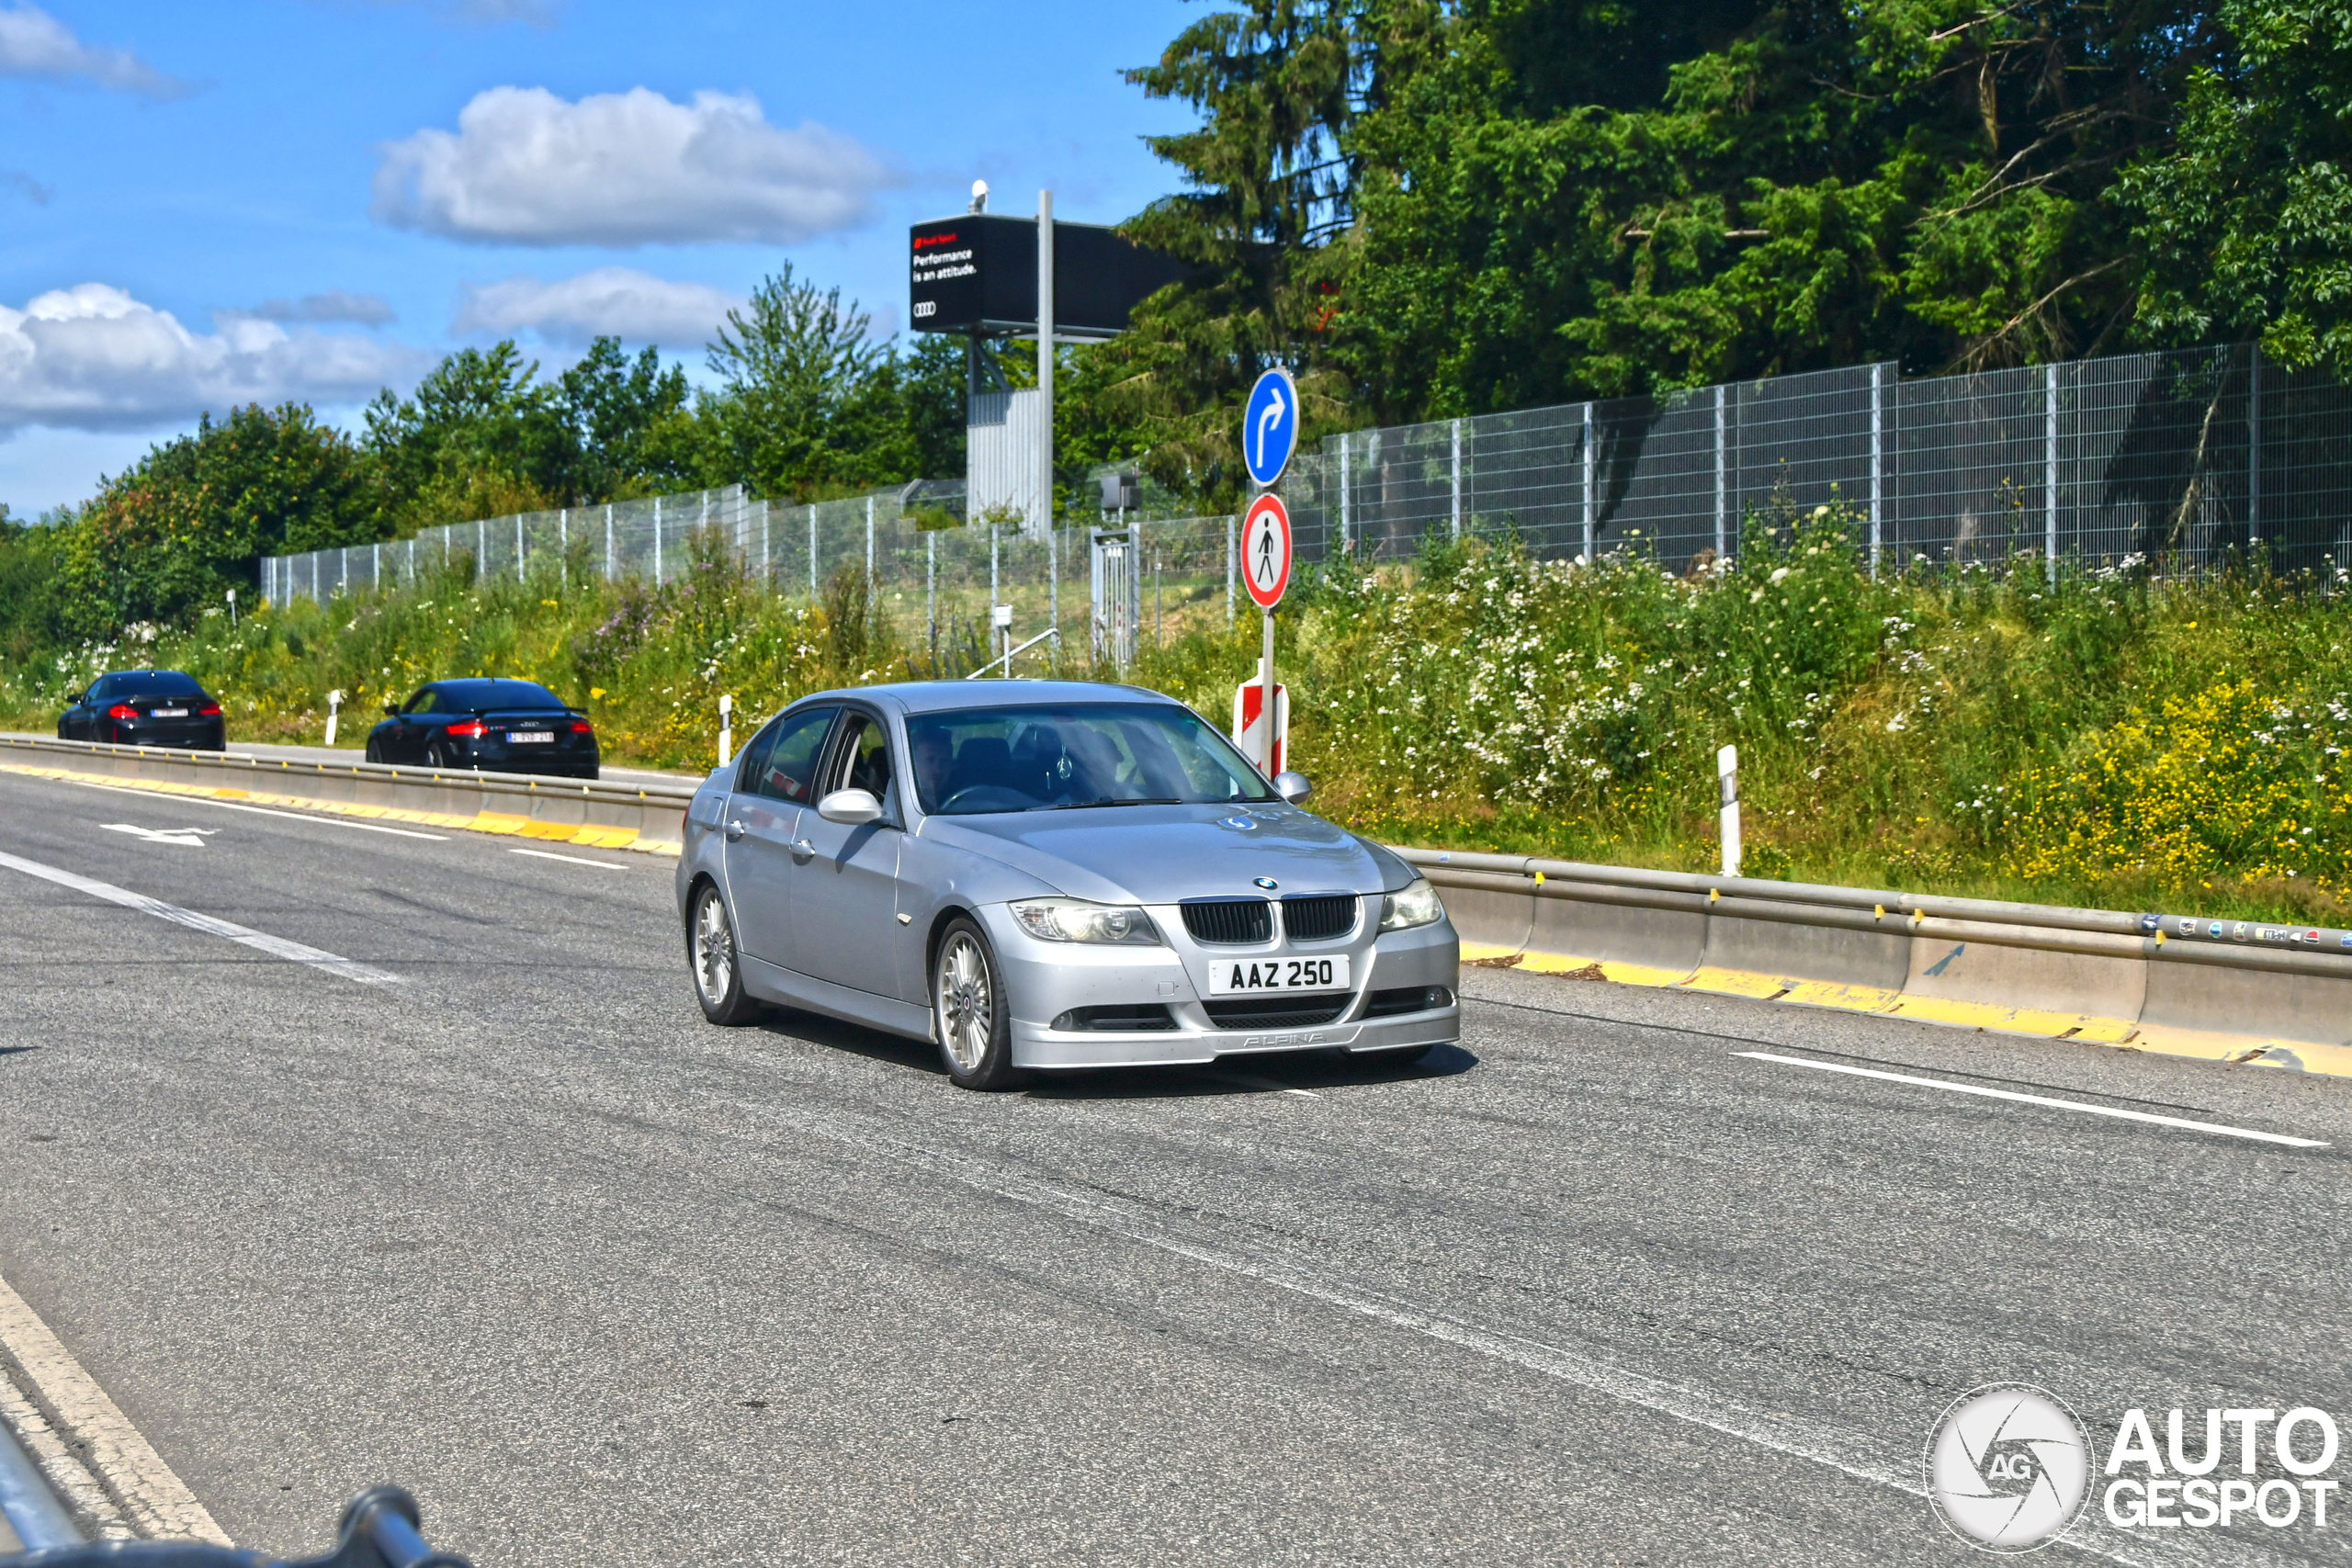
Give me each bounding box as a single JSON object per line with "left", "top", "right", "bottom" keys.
{"left": 908, "top": 703, "right": 1275, "bottom": 815}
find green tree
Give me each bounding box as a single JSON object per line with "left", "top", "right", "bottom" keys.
{"left": 57, "top": 403, "right": 375, "bottom": 637}
{"left": 701, "top": 265, "right": 890, "bottom": 498}
{"left": 2121, "top": 0, "right": 2352, "bottom": 375}
{"left": 1109, "top": 0, "right": 1379, "bottom": 505}
{"left": 550, "top": 337, "right": 695, "bottom": 500}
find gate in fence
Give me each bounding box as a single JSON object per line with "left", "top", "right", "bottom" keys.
{"left": 1090, "top": 527, "right": 1141, "bottom": 671}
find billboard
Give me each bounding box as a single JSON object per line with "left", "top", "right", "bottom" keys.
{"left": 909, "top": 214, "right": 1190, "bottom": 340}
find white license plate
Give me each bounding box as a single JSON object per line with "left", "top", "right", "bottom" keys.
{"left": 507, "top": 731, "right": 554, "bottom": 744}
{"left": 152, "top": 707, "right": 187, "bottom": 717}
{"left": 1207, "top": 954, "right": 1351, "bottom": 995}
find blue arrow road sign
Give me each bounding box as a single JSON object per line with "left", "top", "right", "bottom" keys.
{"left": 1242, "top": 367, "right": 1299, "bottom": 488}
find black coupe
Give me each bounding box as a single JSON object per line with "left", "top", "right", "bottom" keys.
{"left": 58, "top": 670, "right": 226, "bottom": 750}
{"left": 366, "top": 679, "right": 599, "bottom": 779}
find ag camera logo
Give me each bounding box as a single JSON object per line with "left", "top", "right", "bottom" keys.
{"left": 1927, "top": 1384, "right": 2093, "bottom": 1552}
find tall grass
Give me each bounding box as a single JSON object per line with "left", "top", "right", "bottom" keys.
{"left": 6, "top": 516, "right": 2347, "bottom": 922}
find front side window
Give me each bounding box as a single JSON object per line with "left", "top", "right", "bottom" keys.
{"left": 404, "top": 689, "right": 439, "bottom": 715}
{"left": 906, "top": 703, "right": 1276, "bottom": 816}
{"left": 830, "top": 713, "right": 894, "bottom": 805}
{"left": 754, "top": 706, "right": 836, "bottom": 804}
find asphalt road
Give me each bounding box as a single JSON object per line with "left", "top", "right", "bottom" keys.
{"left": 0, "top": 764, "right": 2346, "bottom": 1566}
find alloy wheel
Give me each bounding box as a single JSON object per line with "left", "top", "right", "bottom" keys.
{"left": 694, "top": 892, "right": 734, "bottom": 1005}
{"left": 935, "top": 931, "right": 992, "bottom": 1072}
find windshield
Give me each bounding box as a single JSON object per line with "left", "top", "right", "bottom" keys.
{"left": 907, "top": 703, "right": 1277, "bottom": 815}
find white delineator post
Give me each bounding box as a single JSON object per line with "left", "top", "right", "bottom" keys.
{"left": 718, "top": 694, "right": 734, "bottom": 768}
{"left": 325, "top": 689, "right": 344, "bottom": 748}
{"left": 1718, "top": 744, "right": 1741, "bottom": 878}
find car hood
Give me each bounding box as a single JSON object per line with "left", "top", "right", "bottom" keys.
{"left": 920, "top": 800, "right": 1413, "bottom": 905}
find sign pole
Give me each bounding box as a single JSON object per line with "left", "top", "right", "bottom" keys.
{"left": 1259, "top": 606, "right": 1276, "bottom": 773}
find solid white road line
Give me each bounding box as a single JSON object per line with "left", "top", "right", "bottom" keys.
{"left": 508, "top": 847, "right": 627, "bottom": 871}
{"left": 0, "top": 1271, "right": 230, "bottom": 1545}
{"left": 71, "top": 781, "right": 446, "bottom": 839}
{"left": 1736, "top": 1051, "right": 2330, "bottom": 1148}
{"left": 0, "top": 848, "right": 399, "bottom": 985}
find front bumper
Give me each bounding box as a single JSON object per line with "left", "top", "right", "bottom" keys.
{"left": 980, "top": 902, "right": 1460, "bottom": 1070}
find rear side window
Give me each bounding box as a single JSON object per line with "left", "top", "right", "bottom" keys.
{"left": 752, "top": 707, "right": 835, "bottom": 804}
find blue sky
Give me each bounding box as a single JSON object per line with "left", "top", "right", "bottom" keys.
{"left": 0, "top": 0, "right": 1202, "bottom": 514}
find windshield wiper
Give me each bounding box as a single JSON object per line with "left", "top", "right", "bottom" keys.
{"left": 1033, "top": 796, "right": 1186, "bottom": 810}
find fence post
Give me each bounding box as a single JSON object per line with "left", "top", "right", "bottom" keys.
{"left": 1226, "top": 513, "right": 1236, "bottom": 630}
{"left": 560, "top": 508, "right": 568, "bottom": 592}
{"left": 2044, "top": 362, "right": 2060, "bottom": 583}
{"left": 1450, "top": 417, "right": 1463, "bottom": 542}
{"left": 1339, "top": 433, "right": 1351, "bottom": 555}
{"left": 763, "top": 499, "right": 771, "bottom": 582}
{"left": 927, "top": 529, "right": 936, "bottom": 658}
{"left": 1868, "top": 365, "right": 1884, "bottom": 578}
{"left": 654, "top": 496, "right": 663, "bottom": 585}
{"left": 1580, "top": 402, "right": 1595, "bottom": 561}
{"left": 865, "top": 494, "right": 874, "bottom": 581}
{"left": 2248, "top": 341, "right": 2263, "bottom": 554}
{"left": 516, "top": 513, "right": 525, "bottom": 576}
{"left": 409, "top": 536, "right": 416, "bottom": 589}
{"left": 1713, "top": 384, "right": 1727, "bottom": 564}
{"left": 605, "top": 505, "right": 613, "bottom": 581}
{"left": 477, "top": 518, "right": 485, "bottom": 579}
{"left": 989, "top": 522, "right": 1000, "bottom": 657}
{"left": 808, "top": 505, "right": 817, "bottom": 599}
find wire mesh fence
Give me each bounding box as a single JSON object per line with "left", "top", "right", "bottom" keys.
{"left": 260, "top": 343, "right": 2352, "bottom": 648}
{"left": 1275, "top": 343, "right": 2352, "bottom": 575}
{"left": 262, "top": 481, "right": 1243, "bottom": 677}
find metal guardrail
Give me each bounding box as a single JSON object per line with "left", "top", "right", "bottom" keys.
{"left": 1399, "top": 848, "right": 2352, "bottom": 981}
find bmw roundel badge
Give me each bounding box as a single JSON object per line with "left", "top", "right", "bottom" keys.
{"left": 1253, "top": 876, "right": 1279, "bottom": 891}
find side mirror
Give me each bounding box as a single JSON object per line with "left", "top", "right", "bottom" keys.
{"left": 382, "top": 703, "right": 400, "bottom": 717}
{"left": 65, "top": 691, "right": 83, "bottom": 705}
{"left": 1273, "top": 771, "right": 1313, "bottom": 804}
{"left": 817, "top": 787, "right": 884, "bottom": 826}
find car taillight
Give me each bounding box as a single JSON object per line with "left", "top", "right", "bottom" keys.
{"left": 570, "top": 720, "right": 593, "bottom": 733}
{"left": 198, "top": 703, "right": 220, "bottom": 716}
{"left": 107, "top": 703, "right": 138, "bottom": 720}
{"left": 446, "top": 720, "right": 487, "bottom": 739}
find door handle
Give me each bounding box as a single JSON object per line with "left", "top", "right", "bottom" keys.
{"left": 789, "top": 838, "right": 816, "bottom": 862}
{"left": 723, "top": 818, "right": 746, "bottom": 841}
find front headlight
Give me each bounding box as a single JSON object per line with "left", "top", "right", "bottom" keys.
{"left": 1010, "top": 897, "right": 1163, "bottom": 945}
{"left": 1378, "top": 877, "right": 1444, "bottom": 931}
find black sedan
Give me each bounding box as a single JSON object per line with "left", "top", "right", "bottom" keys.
{"left": 58, "top": 670, "right": 226, "bottom": 750}
{"left": 366, "top": 678, "right": 599, "bottom": 779}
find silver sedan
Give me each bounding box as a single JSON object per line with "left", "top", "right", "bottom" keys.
{"left": 674, "top": 680, "right": 1460, "bottom": 1089}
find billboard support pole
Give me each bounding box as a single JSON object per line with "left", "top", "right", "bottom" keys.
{"left": 1037, "top": 189, "right": 1054, "bottom": 547}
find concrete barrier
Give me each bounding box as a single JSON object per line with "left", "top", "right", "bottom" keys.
{"left": 0, "top": 735, "right": 695, "bottom": 853}
{"left": 1403, "top": 848, "right": 2352, "bottom": 1077}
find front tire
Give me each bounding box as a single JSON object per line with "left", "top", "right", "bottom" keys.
{"left": 688, "top": 883, "right": 763, "bottom": 1025}
{"left": 364, "top": 736, "right": 383, "bottom": 763}
{"left": 933, "top": 917, "right": 1018, "bottom": 1090}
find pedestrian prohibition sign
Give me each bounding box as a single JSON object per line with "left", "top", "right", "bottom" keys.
{"left": 1241, "top": 493, "right": 1292, "bottom": 610}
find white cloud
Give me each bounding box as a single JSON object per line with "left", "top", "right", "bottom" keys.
{"left": 0, "top": 5, "right": 189, "bottom": 98}
{"left": 231, "top": 290, "right": 397, "bottom": 327}
{"left": 453, "top": 267, "right": 741, "bottom": 348}
{"left": 371, "top": 86, "right": 891, "bottom": 247}
{"left": 0, "top": 283, "right": 422, "bottom": 433}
